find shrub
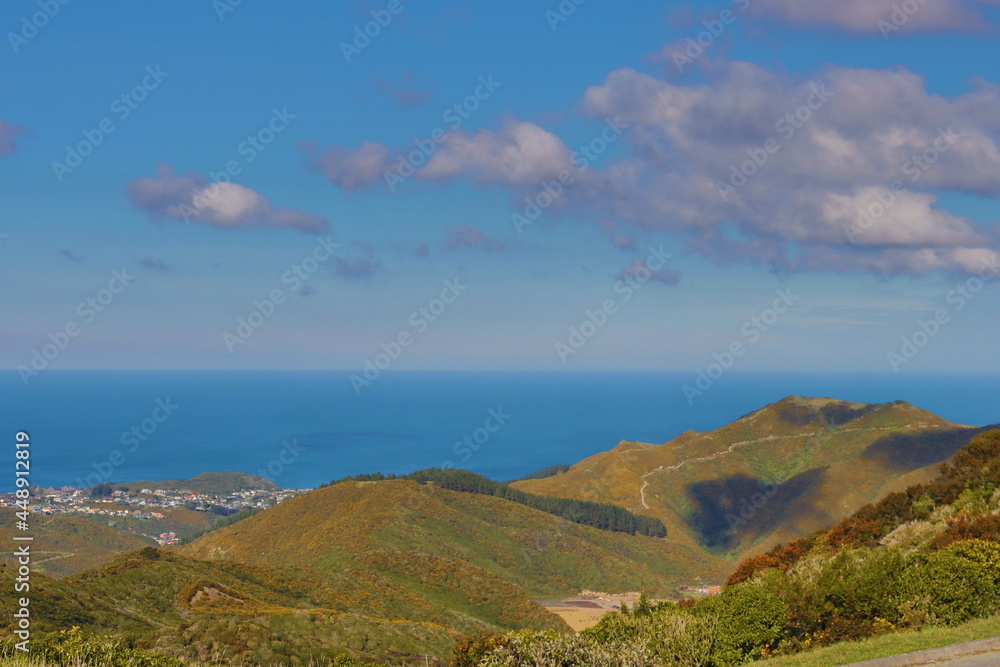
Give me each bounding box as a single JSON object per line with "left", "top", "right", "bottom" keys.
{"left": 699, "top": 582, "right": 786, "bottom": 665}
{"left": 0, "top": 627, "right": 185, "bottom": 667}
{"left": 901, "top": 551, "right": 999, "bottom": 625}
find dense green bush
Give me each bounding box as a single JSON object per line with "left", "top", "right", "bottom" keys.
{"left": 901, "top": 550, "right": 1000, "bottom": 626}
{"left": 485, "top": 536, "right": 1000, "bottom": 666}
{"left": 710, "top": 581, "right": 786, "bottom": 664}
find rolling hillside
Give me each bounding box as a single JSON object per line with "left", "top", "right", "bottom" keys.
{"left": 465, "top": 429, "right": 1000, "bottom": 667}
{"left": 0, "top": 477, "right": 732, "bottom": 664}
{"left": 0, "top": 508, "right": 151, "bottom": 577}
{"left": 181, "top": 478, "right": 730, "bottom": 596}
{"left": 513, "top": 396, "right": 985, "bottom": 560}
{"left": 0, "top": 547, "right": 468, "bottom": 665}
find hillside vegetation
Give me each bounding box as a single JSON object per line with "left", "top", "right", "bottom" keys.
{"left": 0, "top": 509, "right": 151, "bottom": 577}
{"left": 1, "top": 477, "right": 726, "bottom": 664}
{"left": 327, "top": 468, "right": 667, "bottom": 537}
{"left": 513, "top": 396, "right": 986, "bottom": 561}
{"left": 0, "top": 547, "right": 465, "bottom": 665}
{"left": 181, "top": 479, "right": 727, "bottom": 597}
{"left": 458, "top": 429, "right": 1000, "bottom": 666}
{"left": 6, "top": 397, "right": 996, "bottom": 666}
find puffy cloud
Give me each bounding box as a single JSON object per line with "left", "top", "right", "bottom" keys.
{"left": 445, "top": 225, "right": 506, "bottom": 252}
{"left": 419, "top": 119, "right": 574, "bottom": 186}
{"left": 749, "top": 0, "right": 995, "bottom": 33}
{"left": 300, "top": 59, "right": 1000, "bottom": 276}
{"left": 574, "top": 61, "right": 1000, "bottom": 274}
{"left": 127, "top": 165, "right": 327, "bottom": 234}
{"left": 0, "top": 120, "right": 26, "bottom": 157}
{"left": 823, "top": 188, "right": 987, "bottom": 246}
{"left": 301, "top": 141, "right": 392, "bottom": 191}
{"left": 302, "top": 119, "right": 574, "bottom": 191}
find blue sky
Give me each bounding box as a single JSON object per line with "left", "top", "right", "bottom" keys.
{"left": 2, "top": 0, "right": 999, "bottom": 375}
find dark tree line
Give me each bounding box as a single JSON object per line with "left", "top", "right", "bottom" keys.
{"left": 327, "top": 468, "right": 667, "bottom": 538}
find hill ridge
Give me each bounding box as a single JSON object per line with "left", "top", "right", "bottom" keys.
{"left": 513, "top": 396, "right": 979, "bottom": 559}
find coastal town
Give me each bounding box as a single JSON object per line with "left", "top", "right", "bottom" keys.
{"left": 0, "top": 483, "right": 309, "bottom": 545}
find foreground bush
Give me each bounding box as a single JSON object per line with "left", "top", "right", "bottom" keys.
{"left": 457, "top": 536, "right": 1000, "bottom": 666}
{"left": 0, "top": 627, "right": 184, "bottom": 667}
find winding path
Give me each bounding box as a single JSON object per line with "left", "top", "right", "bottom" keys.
{"left": 633, "top": 425, "right": 913, "bottom": 509}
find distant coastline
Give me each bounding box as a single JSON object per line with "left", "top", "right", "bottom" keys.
{"left": 3, "top": 370, "right": 998, "bottom": 492}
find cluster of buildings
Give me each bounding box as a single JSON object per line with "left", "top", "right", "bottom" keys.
{"left": 156, "top": 531, "right": 180, "bottom": 546}
{"left": 0, "top": 485, "right": 309, "bottom": 544}
{"left": 1, "top": 485, "right": 306, "bottom": 514}
{"left": 678, "top": 585, "right": 722, "bottom": 596}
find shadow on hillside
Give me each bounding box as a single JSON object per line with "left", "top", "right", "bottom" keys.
{"left": 778, "top": 402, "right": 887, "bottom": 427}
{"left": 684, "top": 469, "right": 823, "bottom": 553}
{"left": 685, "top": 426, "right": 995, "bottom": 555}
{"left": 859, "top": 426, "right": 988, "bottom": 472}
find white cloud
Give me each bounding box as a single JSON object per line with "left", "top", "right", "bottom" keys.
{"left": 128, "top": 165, "right": 328, "bottom": 234}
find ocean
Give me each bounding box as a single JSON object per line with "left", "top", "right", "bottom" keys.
{"left": 2, "top": 371, "right": 998, "bottom": 492}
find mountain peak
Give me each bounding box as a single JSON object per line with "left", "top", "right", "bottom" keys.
{"left": 745, "top": 396, "right": 914, "bottom": 428}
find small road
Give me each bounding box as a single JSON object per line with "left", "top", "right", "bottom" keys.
{"left": 928, "top": 651, "right": 1000, "bottom": 666}
{"left": 845, "top": 637, "right": 1000, "bottom": 666}
{"left": 634, "top": 425, "right": 906, "bottom": 509}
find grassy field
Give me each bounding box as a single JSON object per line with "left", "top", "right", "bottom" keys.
{"left": 754, "top": 614, "right": 1000, "bottom": 666}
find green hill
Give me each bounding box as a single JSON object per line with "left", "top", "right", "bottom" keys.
{"left": 513, "top": 396, "right": 985, "bottom": 561}
{"left": 6, "top": 396, "right": 992, "bottom": 666}
{"left": 0, "top": 509, "right": 151, "bottom": 577}
{"left": 111, "top": 471, "right": 279, "bottom": 494}
{"left": 2, "top": 475, "right": 728, "bottom": 664}
{"left": 181, "top": 478, "right": 729, "bottom": 597}
{"left": 454, "top": 429, "right": 1000, "bottom": 667}
{"left": 0, "top": 547, "right": 464, "bottom": 665}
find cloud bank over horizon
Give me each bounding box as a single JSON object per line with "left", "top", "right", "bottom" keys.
{"left": 295, "top": 60, "right": 1000, "bottom": 278}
